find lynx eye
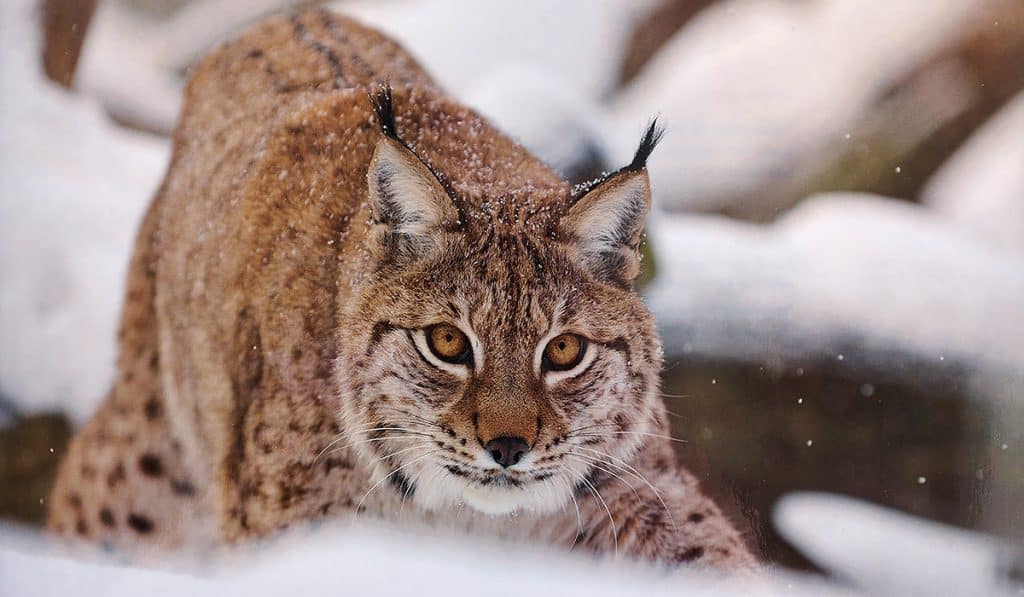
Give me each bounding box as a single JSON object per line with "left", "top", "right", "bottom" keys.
{"left": 426, "top": 324, "right": 471, "bottom": 364}
{"left": 543, "top": 333, "right": 587, "bottom": 372}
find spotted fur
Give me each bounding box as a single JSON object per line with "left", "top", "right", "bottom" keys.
{"left": 47, "top": 10, "right": 756, "bottom": 570}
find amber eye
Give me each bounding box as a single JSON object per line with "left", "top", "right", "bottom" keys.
{"left": 426, "top": 324, "right": 472, "bottom": 365}
{"left": 543, "top": 333, "right": 587, "bottom": 372}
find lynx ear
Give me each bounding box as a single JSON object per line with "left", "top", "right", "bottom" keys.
{"left": 367, "top": 86, "right": 458, "bottom": 262}
{"left": 562, "top": 120, "right": 663, "bottom": 282}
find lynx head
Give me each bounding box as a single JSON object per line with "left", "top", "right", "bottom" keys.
{"left": 337, "top": 85, "right": 665, "bottom": 516}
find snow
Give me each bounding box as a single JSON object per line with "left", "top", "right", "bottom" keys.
{"left": 645, "top": 193, "right": 1024, "bottom": 392}
{"left": 333, "top": 0, "right": 653, "bottom": 100}
{"left": 0, "top": 0, "right": 168, "bottom": 422}
{"left": 922, "top": 92, "right": 1024, "bottom": 255}
{"left": 76, "top": 0, "right": 649, "bottom": 168}
{"left": 0, "top": 518, "right": 840, "bottom": 596}
{"left": 463, "top": 65, "right": 609, "bottom": 180}
{"left": 775, "top": 493, "right": 1021, "bottom": 596}
{"left": 610, "top": 0, "right": 988, "bottom": 213}
{"left": 4, "top": 492, "right": 1017, "bottom": 596}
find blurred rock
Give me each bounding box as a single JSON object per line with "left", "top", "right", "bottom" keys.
{"left": 645, "top": 193, "right": 1024, "bottom": 389}
{"left": 612, "top": 0, "right": 1024, "bottom": 220}
{"left": 74, "top": 0, "right": 657, "bottom": 139}
{"left": 335, "top": 0, "right": 654, "bottom": 100}
{"left": 0, "top": 413, "right": 72, "bottom": 525}
{"left": 40, "top": 0, "right": 98, "bottom": 88}
{"left": 617, "top": 0, "right": 717, "bottom": 85}
{"left": 0, "top": 0, "right": 168, "bottom": 423}
{"left": 464, "top": 66, "right": 609, "bottom": 184}
{"left": 664, "top": 359, "right": 997, "bottom": 571}
{"left": 923, "top": 92, "right": 1024, "bottom": 255}
{"left": 333, "top": 0, "right": 650, "bottom": 177}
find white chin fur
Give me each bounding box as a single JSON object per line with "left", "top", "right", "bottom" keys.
{"left": 413, "top": 469, "right": 573, "bottom": 517}
{"left": 460, "top": 485, "right": 526, "bottom": 516}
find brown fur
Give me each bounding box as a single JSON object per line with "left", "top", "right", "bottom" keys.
{"left": 48, "top": 10, "right": 757, "bottom": 569}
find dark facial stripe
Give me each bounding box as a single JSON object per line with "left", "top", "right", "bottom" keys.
{"left": 604, "top": 336, "right": 632, "bottom": 363}
{"left": 365, "top": 320, "right": 397, "bottom": 356}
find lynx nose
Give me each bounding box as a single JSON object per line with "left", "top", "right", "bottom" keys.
{"left": 485, "top": 436, "right": 530, "bottom": 468}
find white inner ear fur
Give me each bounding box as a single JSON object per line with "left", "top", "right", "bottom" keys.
{"left": 566, "top": 171, "right": 650, "bottom": 252}
{"left": 367, "top": 137, "right": 457, "bottom": 237}
{"left": 569, "top": 171, "right": 647, "bottom": 249}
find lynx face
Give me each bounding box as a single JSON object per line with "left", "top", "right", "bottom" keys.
{"left": 337, "top": 88, "right": 664, "bottom": 516}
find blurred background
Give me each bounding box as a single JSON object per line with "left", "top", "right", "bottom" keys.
{"left": 1, "top": 0, "right": 1022, "bottom": 576}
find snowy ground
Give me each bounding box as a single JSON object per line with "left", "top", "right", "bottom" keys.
{"left": 2, "top": 492, "right": 1019, "bottom": 596}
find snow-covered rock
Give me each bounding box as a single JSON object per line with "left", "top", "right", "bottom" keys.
{"left": 463, "top": 66, "right": 609, "bottom": 181}
{"left": 335, "top": 0, "right": 647, "bottom": 179}
{"left": 923, "top": 92, "right": 1024, "bottom": 255}
{"left": 611, "top": 0, "right": 992, "bottom": 215}
{"left": 75, "top": 0, "right": 303, "bottom": 133}
{"left": 333, "top": 0, "right": 652, "bottom": 101}
{"left": 645, "top": 193, "right": 1024, "bottom": 395}
{"left": 0, "top": 0, "right": 168, "bottom": 423}
{"left": 77, "top": 0, "right": 651, "bottom": 159}
{"left": 775, "top": 493, "right": 1023, "bottom": 596}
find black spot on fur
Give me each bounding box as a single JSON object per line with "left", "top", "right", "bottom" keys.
{"left": 127, "top": 513, "right": 154, "bottom": 534}
{"left": 75, "top": 520, "right": 88, "bottom": 535}
{"left": 138, "top": 453, "right": 164, "bottom": 477}
{"left": 106, "top": 463, "right": 126, "bottom": 488}
{"left": 170, "top": 478, "right": 197, "bottom": 496}
{"left": 99, "top": 508, "right": 115, "bottom": 527}
{"left": 143, "top": 397, "right": 161, "bottom": 420}
{"left": 676, "top": 546, "right": 705, "bottom": 563}
{"left": 444, "top": 464, "right": 468, "bottom": 478}
{"left": 687, "top": 512, "right": 705, "bottom": 523}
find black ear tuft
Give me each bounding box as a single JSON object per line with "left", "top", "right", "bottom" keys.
{"left": 370, "top": 83, "right": 399, "bottom": 141}
{"left": 627, "top": 118, "right": 664, "bottom": 171}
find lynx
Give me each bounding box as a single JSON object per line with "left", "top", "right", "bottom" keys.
{"left": 48, "top": 9, "right": 755, "bottom": 569}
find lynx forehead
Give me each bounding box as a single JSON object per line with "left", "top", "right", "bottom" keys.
{"left": 48, "top": 9, "right": 756, "bottom": 570}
